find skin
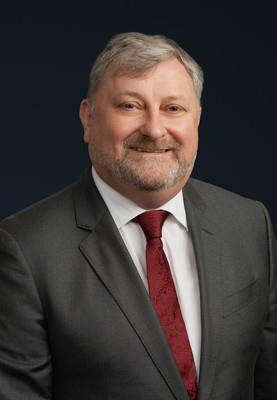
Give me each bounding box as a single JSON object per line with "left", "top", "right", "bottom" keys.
{"left": 79, "top": 57, "right": 201, "bottom": 209}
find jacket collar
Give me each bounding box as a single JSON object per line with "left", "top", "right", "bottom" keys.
{"left": 73, "top": 168, "right": 222, "bottom": 400}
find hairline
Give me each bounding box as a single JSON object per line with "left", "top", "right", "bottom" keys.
{"left": 88, "top": 55, "right": 200, "bottom": 108}
{"left": 86, "top": 33, "right": 204, "bottom": 108}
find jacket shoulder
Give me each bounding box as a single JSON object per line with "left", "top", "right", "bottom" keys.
{"left": 0, "top": 180, "right": 79, "bottom": 242}
{"left": 187, "top": 178, "right": 268, "bottom": 229}
{"left": 188, "top": 177, "right": 256, "bottom": 204}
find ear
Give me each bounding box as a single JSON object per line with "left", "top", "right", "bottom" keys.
{"left": 79, "top": 99, "right": 93, "bottom": 143}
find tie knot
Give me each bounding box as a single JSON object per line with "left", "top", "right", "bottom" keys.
{"left": 134, "top": 210, "right": 169, "bottom": 241}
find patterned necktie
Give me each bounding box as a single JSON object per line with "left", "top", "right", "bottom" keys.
{"left": 134, "top": 210, "right": 197, "bottom": 400}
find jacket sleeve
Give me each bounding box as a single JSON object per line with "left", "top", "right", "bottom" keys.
{"left": 0, "top": 228, "right": 52, "bottom": 400}
{"left": 254, "top": 204, "right": 277, "bottom": 399}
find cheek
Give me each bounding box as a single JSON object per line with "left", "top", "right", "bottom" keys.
{"left": 175, "top": 128, "right": 198, "bottom": 164}
{"left": 89, "top": 126, "right": 123, "bottom": 152}
{"left": 103, "top": 117, "right": 139, "bottom": 145}
{"left": 174, "top": 122, "right": 198, "bottom": 150}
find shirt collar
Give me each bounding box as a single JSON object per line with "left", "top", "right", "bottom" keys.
{"left": 91, "top": 166, "right": 188, "bottom": 231}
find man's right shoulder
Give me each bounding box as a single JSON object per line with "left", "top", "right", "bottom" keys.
{"left": 0, "top": 179, "right": 80, "bottom": 242}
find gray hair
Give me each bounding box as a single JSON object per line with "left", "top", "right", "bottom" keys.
{"left": 87, "top": 32, "right": 204, "bottom": 105}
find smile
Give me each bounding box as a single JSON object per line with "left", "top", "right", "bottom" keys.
{"left": 129, "top": 147, "right": 171, "bottom": 153}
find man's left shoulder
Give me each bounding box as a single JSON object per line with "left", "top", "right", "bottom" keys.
{"left": 186, "top": 178, "right": 269, "bottom": 229}
{"left": 187, "top": 177, "right": 259, "bottom": 204}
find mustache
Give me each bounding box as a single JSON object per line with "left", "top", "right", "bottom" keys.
{"left": 123, "top": 137, "right": 180, "bottom": 151}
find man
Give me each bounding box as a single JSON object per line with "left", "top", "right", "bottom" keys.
{"left": 0, "top": 32, "right": 276, "bottom": 400}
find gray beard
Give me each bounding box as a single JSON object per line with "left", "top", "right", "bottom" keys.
{"left": 115, "top": 157, "right": 194, "bottom": 191}
{"left": 91, "top": 149, "right": 196, "bottom": 192}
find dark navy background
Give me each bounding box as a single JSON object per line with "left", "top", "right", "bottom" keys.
{"left": 1, "top": 3, "right": 276, "bottom": 228}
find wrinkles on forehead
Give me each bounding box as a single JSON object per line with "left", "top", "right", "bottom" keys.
{"left": 91, "top": 59, "right": 198, "bottom": 110}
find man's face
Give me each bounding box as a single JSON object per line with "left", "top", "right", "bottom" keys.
{"left": 80, "top": 57, "right": 201, "bottom": 196}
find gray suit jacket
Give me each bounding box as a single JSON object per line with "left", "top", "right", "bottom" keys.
{"left": 0, "top": 168, "right": 276, "bottom": 400}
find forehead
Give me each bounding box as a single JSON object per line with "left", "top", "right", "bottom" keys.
{"left": 97, "top": 58, "right": 196, "bottom": 100}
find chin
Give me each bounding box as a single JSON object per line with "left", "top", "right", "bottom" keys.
{"left": 123, "top": 172, "right": 185, "bottom": 192}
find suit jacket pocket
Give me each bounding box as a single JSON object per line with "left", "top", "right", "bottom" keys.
{"left": 223, "top": 278, "right": 264, "bottom": 318}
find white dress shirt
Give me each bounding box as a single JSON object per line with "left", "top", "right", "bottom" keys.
{"left": 92, "top": 167, "right": 201, "bottom": 377}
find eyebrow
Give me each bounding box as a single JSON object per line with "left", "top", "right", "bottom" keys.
{"left": 114, "top": 91, "right": 188, "bottom": 103}
{"left": 163, "top": 95, "right": 188, "bottom": 103}
{"left": 114, "top": 91, "right": 145, "bottom": 101}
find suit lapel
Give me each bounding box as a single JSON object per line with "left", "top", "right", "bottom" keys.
{"left": 73, "top": 170, "right": 223, "bottom": 400}
{"left": 73, "top": 169, "right": 188, "bottom": 400}
{"left": 183, "top": 183, "right": 223, "bottom": 400}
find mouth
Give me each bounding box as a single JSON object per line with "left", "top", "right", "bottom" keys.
{"left": 128, "top": 147, "right": 173, "bottom": 153}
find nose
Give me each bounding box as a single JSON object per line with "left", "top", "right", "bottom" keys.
{"left": 139, "top": 111, "right": 167, "bottom": 139}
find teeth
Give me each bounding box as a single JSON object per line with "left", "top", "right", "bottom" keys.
{"left": 133, "top": 148, "right": 167, "bottom": 152}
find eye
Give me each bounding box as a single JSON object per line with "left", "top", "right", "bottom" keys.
{"left": 167, "top": 104, "right": 184, "bottom": 113}
{"left": 120, "top": 102, "right": 140, "bottom": 111}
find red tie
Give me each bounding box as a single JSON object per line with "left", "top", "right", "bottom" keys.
{"left": 134, "top": 210, "right": 197, "bottom": 400}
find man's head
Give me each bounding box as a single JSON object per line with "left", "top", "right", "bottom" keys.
{"left": 80, "top": 32, "right": 203, "bottom": 208}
